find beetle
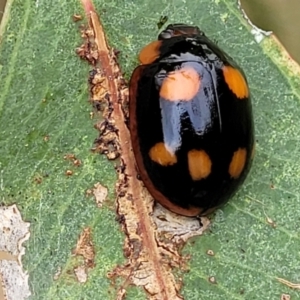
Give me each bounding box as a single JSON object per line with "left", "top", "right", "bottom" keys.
{"left": 129, "top": 24, "right": 254, "bottom": 217}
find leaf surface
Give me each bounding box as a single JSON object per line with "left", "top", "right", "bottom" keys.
{"left": 0, "top": 0, "right": 300, "bottom": 299}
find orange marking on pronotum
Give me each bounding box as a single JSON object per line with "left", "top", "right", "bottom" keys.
{"left": 149, "top": 142, "right": 177, "bottom": 166}
{"left": 160, "top": 67, "right": 200, "bottom": 101}
{"left": 139, "top": 40, "right": 162, "bottom": 64}
{"left": 222, "top": 65, "right": 249, "bottom": 99}
{"left": 229, "top": 148, "right": 247, "bottom": 178}
{"left": 187, "top": 149, "right": 212, "bottom": 180}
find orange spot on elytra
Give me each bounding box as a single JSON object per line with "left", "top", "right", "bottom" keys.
{"left": 229, "top": 148, "right": 247, "bottom": 178}
{"left": 222, "top": 66, "right": 249, "bottom": 99}
{"left": 160, "top": 67, "right": 200, "bottom": 101}
{"left": 139, "top": 40, "right": 162, "bottom": 64}
{"left": 149, "top": 142, "right": 177, "bottom": 166}
{"left": 188, "top": 149, "right": 212, "bottom": 180}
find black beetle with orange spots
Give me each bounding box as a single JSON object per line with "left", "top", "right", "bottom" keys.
{"left": 129, "top": 24, "right": 255, "bottom": 217}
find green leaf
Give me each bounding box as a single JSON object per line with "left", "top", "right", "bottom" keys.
{"left": 1, "top": 0, "right": 300, "bottom": 299}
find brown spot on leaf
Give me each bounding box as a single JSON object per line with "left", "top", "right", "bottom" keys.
{"left": 116, "top": 288, "right": 126, "bottom": 300}
{"left": 43, "top": 135, "right": 49, "bottom": 142}
{"left": 73, "top": 227, "right": 95, "bottom": 269}
{"left": 266, "top": 216, "right": 276, "bottom": 228}
{"left": 73, "top": 159, "right": 82, "bottom": 167}
{"left": 74, "top": 265, "right": 88, "bottom": 283}
{"left": 85, "top": 189, "right": 93, "bottom": 197}
{"left": 53, "top": 267, "right": 62, "bottom": 281}
{"left": 64, "top": 154, "right": 76, "bottom": 160}
{"left": 65, "top": 170, "right": 73, "bottom": 176}
{"left": 58, "top": 228, "right": 95, "bottom": 285}
{"left": 76, "top": 27, "right": 97, "bottom": 65}
{"left": 64, "top": 154, "right": 82, "bottom": 167}
{"left": 73, "top": 14, "right": 83, "bottom": 22}
{"left": 87, "top": 68, "right": 120, "bottom": 160}
{"left": 33, "top": 175, "right": 43, "bottom": 184}
{"left": 209, "top": 276, "right": 217, "bottom": 284}
{"left": 92, "top": 119, "right": 120, "bottom": 160}
{"left": 91, "top": 182, "right": 108, "bottom": 208}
